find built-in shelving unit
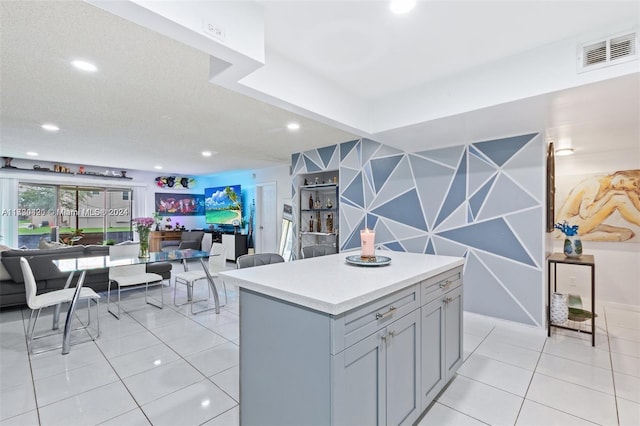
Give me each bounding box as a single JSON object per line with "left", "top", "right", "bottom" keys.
{"left": 297, "top": 174, "right": 339, "bottom": 258}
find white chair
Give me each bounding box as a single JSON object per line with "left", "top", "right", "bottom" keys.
{"left": 108, "top": 243, "right": 164, "bottom": 319}
{"left": 173, "top": 243, "right": 227, "bottom": 314}
{"left": 20, "top": 257, "right": 100, "bottom": 354}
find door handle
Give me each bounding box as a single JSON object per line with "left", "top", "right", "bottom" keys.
{"left": 376, "top": 306, "right": 397, "bottom": 320}
{"left": 439, "top": 280, "right": 453, "bottom": 290}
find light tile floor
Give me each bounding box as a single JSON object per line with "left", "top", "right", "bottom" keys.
{"left": 0, "top": 264, "right": 638, "bottom": 425}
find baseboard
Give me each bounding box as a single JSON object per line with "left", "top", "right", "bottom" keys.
{"left": 600, "top": 300, "right": 640, "bottom": 312}
{"left": 463, "top": 310, "right": 547, "bottom": 335}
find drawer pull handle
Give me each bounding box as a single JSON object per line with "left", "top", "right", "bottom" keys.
{"left": 439, "top": 280, "right": 453, "bottom": 289}
{"left": 376, "top": 306, "right": 397, "bottom": 320}
{"left": 443, "top": 297, "right": 453, "bottom": 305}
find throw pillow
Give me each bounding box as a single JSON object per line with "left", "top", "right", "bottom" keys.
{"left": 0, "top": 244, "right": 12, "bottom": 281}
{"left": 38, "top": 238, "right": 66, "bottom": 249}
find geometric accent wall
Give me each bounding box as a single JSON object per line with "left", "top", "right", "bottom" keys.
{"left": 292, "top": 133, "right": 544, "bottom": 326}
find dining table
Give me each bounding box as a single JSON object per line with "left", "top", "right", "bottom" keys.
{"left": 52, "top": 249, "right": 220, "bottom": 355}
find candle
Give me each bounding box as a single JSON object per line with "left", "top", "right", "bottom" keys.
{"left": 360, "top": 228, "right": 375, "bottom": 259}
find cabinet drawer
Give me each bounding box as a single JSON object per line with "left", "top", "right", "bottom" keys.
{"left": 420, "top": 266, "right": 463, "bottom": 306}
{"left": 331, "top": 284, "right": 419, "bottom": 354}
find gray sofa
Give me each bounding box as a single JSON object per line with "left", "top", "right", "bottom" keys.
{"left": 0, "top": 245, "right": 172, "bottom": 309}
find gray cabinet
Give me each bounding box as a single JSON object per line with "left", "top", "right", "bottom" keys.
{"left": 419, "top": 267, "right": 463, "bottom": 410}
{"left": 420, "top": 297, "right": 445, "bottom": 405}
{"left": 332, "top": 309, "right": 420, "bottom": 426}
{"left": 238, "top": 263, "right": 463, "bottom": 425}
{"left": 444, "top": 285, "right": 463, "bottom": 381}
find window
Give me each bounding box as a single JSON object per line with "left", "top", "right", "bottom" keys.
{"left": 17, "top": 183, "right": 133, "bottom": 248}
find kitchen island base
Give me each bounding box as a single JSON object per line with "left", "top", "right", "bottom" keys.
{"left": 238, "top": 262, "right": 463, "bottom": 425}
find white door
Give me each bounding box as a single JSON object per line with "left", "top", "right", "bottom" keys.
{"left": 256, "top": 182, "right": 277, "bottom": 253}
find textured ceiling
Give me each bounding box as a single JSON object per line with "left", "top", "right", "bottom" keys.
{"left": 0, "top": 1, "right": 638, "bottom": 175}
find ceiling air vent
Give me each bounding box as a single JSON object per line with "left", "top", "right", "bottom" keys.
{"left": 578, "top": 30, "right": 638, "bottom": 72}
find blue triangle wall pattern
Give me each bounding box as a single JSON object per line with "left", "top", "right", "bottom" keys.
{"left": 292, "top": 133, "right": 543, "bottom": 326}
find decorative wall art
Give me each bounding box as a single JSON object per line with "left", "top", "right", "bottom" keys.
{"left": 555, "top": 169, "right": 640, "bottom": 242}
{"left": 155, "top": 193, "right": 205, "bottom": 216}
{"left": 155, "top": 176, "right": 196, "bottom": 189}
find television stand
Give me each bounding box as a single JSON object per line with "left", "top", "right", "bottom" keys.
{"left": 222, "top": 234, "right": 248, "bottom": 261}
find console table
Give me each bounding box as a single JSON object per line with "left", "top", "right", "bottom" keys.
{"left": 149, "top": 230, "right": 182, "bottom": 252}
{"left": 547, "top": 253, "right": 596, "bottom": 346}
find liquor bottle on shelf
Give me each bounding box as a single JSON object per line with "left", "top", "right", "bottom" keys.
{"left": 309, "top": 216, "right": 314, "bottom": 232}
{"left": 326, "top": 198, "right": 332, "bottom": 209}
{"left": 309, "top": 194, "right": 314, "bottom": 210}
{"left": 316, "top": 211, "right": 322, "bottom": 233}
{"left": 326, "top": 214, "right": 333, "bottom": 233}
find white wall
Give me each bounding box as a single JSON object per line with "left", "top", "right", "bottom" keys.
{"left": 553, "top": 145, "right": 640, "bottom": 308}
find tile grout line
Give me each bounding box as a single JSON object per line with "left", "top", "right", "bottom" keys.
{"left": 603, "top": 305, "right": 622, "bottom": 426}
{"left": 103, "top": 288, "right": 238, "bottom": 425}
{"left": 22, "top": 307, "right": 43, "bottom": 426}
{"left": 512, "top": 332, "right": 545, "bottom": 425}
{"left": 429, "top": 324, "right": 497, "bottom": 425}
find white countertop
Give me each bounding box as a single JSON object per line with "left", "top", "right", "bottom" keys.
{"left": 220, "top": 251, "right": 464, "bottom": 315}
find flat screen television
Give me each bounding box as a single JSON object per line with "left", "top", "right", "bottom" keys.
{"left": 205, "top": 185, "right": 242, "bottom": 225}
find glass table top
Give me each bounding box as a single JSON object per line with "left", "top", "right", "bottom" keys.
{"left": 53, "top": 249, "right": 211, "bottom": 272}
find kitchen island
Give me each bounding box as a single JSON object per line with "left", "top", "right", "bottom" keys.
{"left": 220, "top": 251, "right": 465, "bottom": 425}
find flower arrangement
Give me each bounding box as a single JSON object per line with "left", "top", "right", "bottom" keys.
{"left": 554, "top": 221, "right": 579, "bottom": 236}
{"left": 555, "top": 220, "right": 582, "bottom": 258}
{"left": 132, "top": 217, "right": 155, "bottom": 257}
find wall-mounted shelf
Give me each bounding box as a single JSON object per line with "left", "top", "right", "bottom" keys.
{"left": 300, "top": 231, "right": 338, "bottom": 236}
{"left": 1, "top": 166, "right": 133, "bottom": 180}
{"left": 301, "top": 183, "right": 338, "bottom": 189}
{"left": 300, "top": 208, "right": 336, "bottom": 213}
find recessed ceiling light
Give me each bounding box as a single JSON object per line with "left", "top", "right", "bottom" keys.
{"left": 202, "top": 151, "right": 213, "bottom": 157}
{"left": 41, "top": 123, "right": 60, "bottom": 132}
{"left": 390, "top": 0, "right": 416, "bottom": 14}
{"left": 154, "top": 165, "right": 163, "bottom": 170}
{"left": 555, "top": 148, "right": 575, "bottom": 156}
{"left": 71, "top": 60, "right": 98, "bottom": 72}
{"left": 26, "top": 151, "right": 38, "bottom": 156}
{"left": 287, "top": 122, "right": 300, "bottom": 131}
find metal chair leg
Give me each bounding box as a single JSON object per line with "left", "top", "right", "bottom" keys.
{"left": 107, "top": 279, "right": 121, "bottom": 319}
{"left": 145, "top": 280, "right": 164, "bottom": 310}
{"left": 26, "top": 309, "right": 36, "bottom": 353}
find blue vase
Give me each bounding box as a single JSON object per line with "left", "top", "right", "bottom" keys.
{"left": 563, "top": 235, "right": 583, "bottom": 258}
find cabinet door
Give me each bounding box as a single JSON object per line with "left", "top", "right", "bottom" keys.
{"left": 221, "top": 234, "right": 234, "bottom": 261}
{"left": 332, "top": 330, "right": 386, "bottom": 425}
{"left": 386, "top": 310, "right": 421, "bottom": 426}
{"left": 444, "top": 285, "right": 463, "bottom": 381}
{"left": 420, "top": 297, "right": 445, "bottom": 410}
